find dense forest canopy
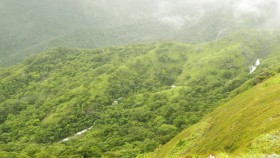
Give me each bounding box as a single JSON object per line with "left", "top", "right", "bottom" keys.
{"left": 1, "top": 0, "right": 280, "bottom": 157}
{"left": 1, "top": 30, "right": 280, "bottom": 157}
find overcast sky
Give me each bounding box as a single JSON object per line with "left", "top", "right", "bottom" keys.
{"left": 81, "top": 0, "right": 280, "bottom": 28}
{"left": 151, "top": 0, "right": 280, "bottom": 28}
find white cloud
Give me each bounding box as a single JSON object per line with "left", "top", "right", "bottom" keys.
{"left": 231, "top": 0, "right": 280, "bottom": 27}
{"left": 233, "top": 0, "right": 268, "bottom": 17}
{"left": 152, "top": 0, "right": 280, "bottom": 28}
{"left": 82, "top": 0, "right": 280, "bottom": 28}
{"left": 153, "top": 0, "right": 208, "bottom": 28}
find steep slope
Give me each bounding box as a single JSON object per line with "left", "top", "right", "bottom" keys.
{"left": 1, "top": 31, "right": 280, "bottom": 157}
{"left": 146, "top": 72, "right": 280, "bottom": 158}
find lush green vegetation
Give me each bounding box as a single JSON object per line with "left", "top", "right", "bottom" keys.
{"left": 146, "top": 71, "right": 280, "bottom": 158}
{"left": 1, "top": 30, "right": 280, "bottom": 157}
{"left": 1, "top": 1, "right": 280, "bottom": 157}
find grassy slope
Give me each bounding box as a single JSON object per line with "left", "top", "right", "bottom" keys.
{"left": 146, "top": 74, "right": 280, "bottom": 158}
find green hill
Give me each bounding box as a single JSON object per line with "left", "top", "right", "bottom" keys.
{"left": 146, "top": 71, "right": 280, "bottom": 158}
{"left": 1, "top": 30, "right": 280, "bottom": 157}
{"left": 1, "top": 21, "right": 176, "bottom": 66}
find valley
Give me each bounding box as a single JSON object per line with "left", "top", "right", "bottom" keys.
{"left": 1, "top": 1, "right": 280, "bottom": 157}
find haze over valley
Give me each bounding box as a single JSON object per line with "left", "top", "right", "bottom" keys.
{"left": 1, "top": 0, "right": 280, "bottom": 158}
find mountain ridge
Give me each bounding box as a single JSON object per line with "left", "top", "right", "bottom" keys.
{"left": 1, "top": 30, "right": 280, "bottom": 157}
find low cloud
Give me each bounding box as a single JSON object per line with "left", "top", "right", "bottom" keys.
{"left": 152, "top": 0, "right": 280, "bottom": 28}
{"left": 81, "top": 0, "right": 280, "bottom": 29}
{"left": 232, "top": 0, "right": 278, "bottom": 17}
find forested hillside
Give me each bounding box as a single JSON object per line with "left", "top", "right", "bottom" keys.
{"left": 1, "top": 30, "right": 280, "bottom": 157}
{"left": 147, "top": 69, "right": 280, "bottom": 158}
{"left": 2, "top": 0, "right": 280, "bottom": 157}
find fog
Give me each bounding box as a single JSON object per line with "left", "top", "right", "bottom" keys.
{"left": 81, "top": 0, "right": 280, "bottom": 29}
{"left": 1, "top": 0, "right": 280, "bottom": 66}
{"left": 2, "top": 0, "right": 280, "bottom": 29}
{"left": 157, "top": 0, "right": 280, "bottom": 28}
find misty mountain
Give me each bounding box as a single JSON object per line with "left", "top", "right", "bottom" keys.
{"left": 1, "top": 1, "right": 280, "bottom": 157}
{"left": 1, "top": 0, "right": 280, "bottom": 66}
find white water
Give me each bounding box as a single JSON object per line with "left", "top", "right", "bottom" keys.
{"left": 209, "top": 155, "right": 216, "bottom": 158}
{"left": 61, "top": 126, "right": 93, "bottom": 142}
{"left": 76, "top": 127, "right": 91, "bottom": 135}
{"left": 112, "top": 97, "right": 123, "bottom": 106}
{"left": 117, "top": 97, "right": 123, "bottom": 101}
{"left": 249, "top": 65, "right": 257, "bottom": 73}
{"left": 112, "top": 100, "right": 118, "bottom": 106}
{"left": 216, "top": 28, "right": 228, "bottom": 40}
{"left": 255, "top": 59, "right": 260, "bottom": 66}
{"left": 249, "top": 59, "right": 260, "bottom": 74}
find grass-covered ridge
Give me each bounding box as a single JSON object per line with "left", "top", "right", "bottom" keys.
{"left": 146, "top": 73, "right": 280, "bottom": 158}
{"left": 1, "top": 30, "right": 280, "bottom": 157}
